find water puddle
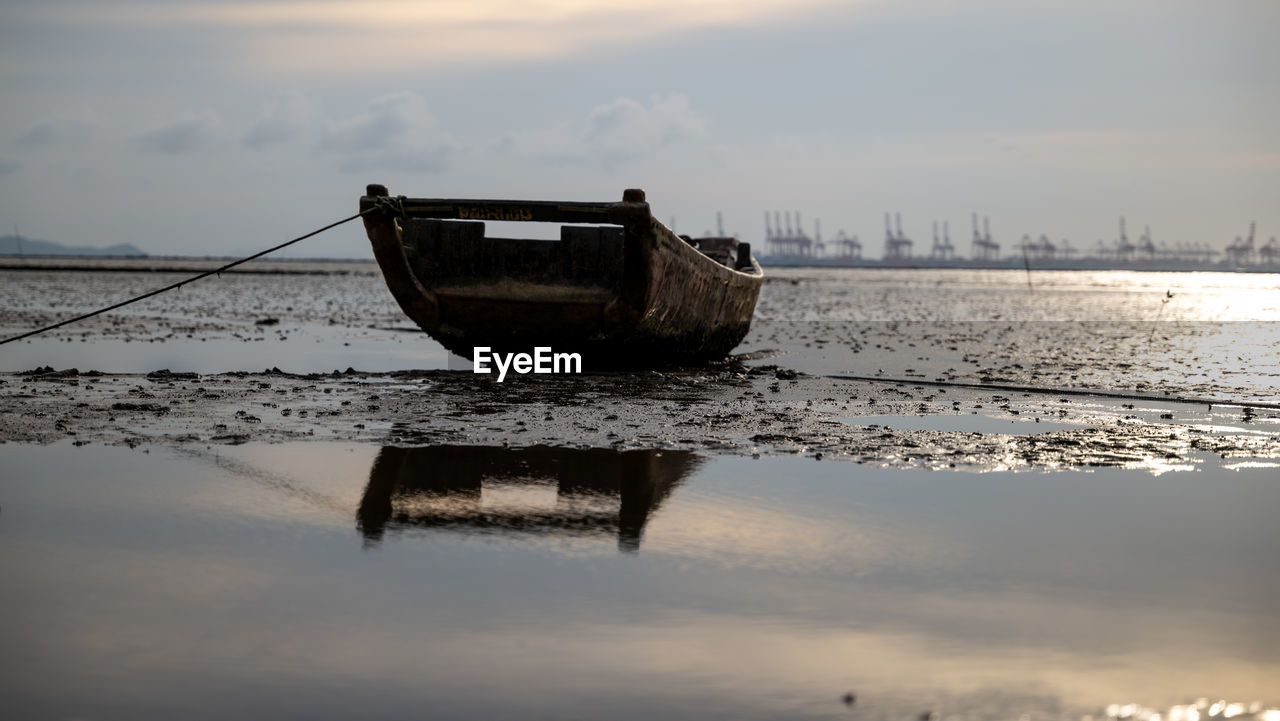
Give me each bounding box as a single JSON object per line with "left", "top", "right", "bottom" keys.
{"left": 2, "top": 441, "right": 1277, "bottom": 719}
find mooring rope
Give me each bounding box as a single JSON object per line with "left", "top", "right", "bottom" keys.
{"left": 0, "top": 208, "right": 378, "bottom": 346}
{"left": 827, "top": 373, "right": 1280, "bottom": 411}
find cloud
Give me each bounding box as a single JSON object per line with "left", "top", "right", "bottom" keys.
{"left": 320, "top": 92, "right": 457, "bottom": 173}
{"left": 132, "top": 113, "right": 221, "bottom": 154}
{"left": 15, "top": 123, "right": 60, "bottom": 148}
{"left": 0, "top": 159, "right": 20, "bottom": 176}
{"left": 243, "top": 119, "right": 296, "bottom": 150}
{"left": 13, "top": 117, "right": 102, "bottom": 150}
{"left": 498, "top": 94, "right": 708, "bottom": 169}
{"left": 585, "top": 95, "right": 708, "bottom": 153}
{"left": 16, "top": 1, "right": 846, "bottom": 75}
{"left": 243, "top": 92, "right": 315, "bottom": 149}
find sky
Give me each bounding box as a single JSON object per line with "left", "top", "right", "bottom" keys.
{"left": 1, "top": 0, "right": 1277, "bottom": 259}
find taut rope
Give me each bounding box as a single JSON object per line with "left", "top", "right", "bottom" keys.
{"left": 0, "top": 208, "right": 379, "bottom": 346}
{"left": 826, "top": 373, "right": 1280, "bottom": 411}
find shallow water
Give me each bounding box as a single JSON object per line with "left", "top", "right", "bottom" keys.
{"left": 2, "top": 442, "right": 1277, "bottom": 720}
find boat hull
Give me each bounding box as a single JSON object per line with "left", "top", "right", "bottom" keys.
{"left": 360, "top": 185, "right": 762, "bottom": 364}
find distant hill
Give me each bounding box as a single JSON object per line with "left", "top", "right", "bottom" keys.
{"left": 0, "top": 234, "right": 147, "bottom": 257}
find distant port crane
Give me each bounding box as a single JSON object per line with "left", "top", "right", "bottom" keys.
{"left": 1017, "top": 233, "right": 1057, "bottom": 262}
{"left": 764, "top": 210, "right": 816, "bottom": 257}
{"left": 755, "top": 207, "right": 1263, "bottom": 268}
{"left": 832, "top": 230, "right": 862, "bottom": 259}
{"left": 931, "top": 221, "right": 955, "bottom": 260}
{"left": 1224, "top": 222, "right": 1256, "bottom": 266}
{"left": 1137, "top": 225, "right": 1157, "bottom": 261}
{"left": 1114, "top": 217, "right": 1136, "bottom": 262}
{"left": 971, "top": 214, "right": 999, "bottom": 261}
{"left": 1260, "top": 236, "right": 1278, "bottom": 266}
{"left": 884, "top": 213, "right": 912, "bottom": 260}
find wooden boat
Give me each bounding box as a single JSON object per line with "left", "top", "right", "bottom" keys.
{"left": 360, "top": 184, "right": 762, "bottom": 364}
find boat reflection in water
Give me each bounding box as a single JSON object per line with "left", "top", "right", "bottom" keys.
{"left": 357, "top": 445, "right": 700, "bottom": 552}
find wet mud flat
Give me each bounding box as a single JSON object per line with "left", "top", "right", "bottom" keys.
{"left": 4, "top": 363, "right": 1277, "bottom": 473}
{"left": 2, "top": 267, "right": 1280, "bottom": 471}
{"left": 3, "top": 264, "right": 1279, "bottom": 471}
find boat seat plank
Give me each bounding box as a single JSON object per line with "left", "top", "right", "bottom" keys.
{"left": 406, "top": 219, "right": 623, "bottom": 289}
